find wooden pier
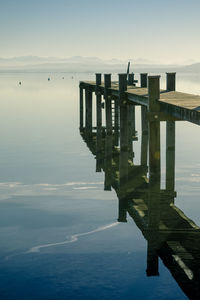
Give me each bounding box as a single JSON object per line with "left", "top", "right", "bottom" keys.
{"left": 79, "top": 72, "right": 200, "bottom": 300}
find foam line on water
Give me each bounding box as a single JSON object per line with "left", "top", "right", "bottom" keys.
{"left": 25, "top": 222, "right": 119, "bottom": 253}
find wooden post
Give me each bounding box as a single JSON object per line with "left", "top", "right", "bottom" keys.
{"left": 96, "top": 73, "right": 102, "bottom": 132}
{"left": 128, "top": 73, "right": 134, "bottom": 85}
{"left": 127, "top": 103, "right": 134, "bottom": 160}
{"left": 148, "top": 75, "right": 160, "bottom": 180}
{"left": 141, "top": 106, "right": 148, "bottom": 166}
{"left": 79, "top": 84, "right": 84, "bottom": 131}
{"left": 166, "top": 72, "right": 176, "bottom": 91}
{"left": 104, "top": 74, "right": 112, "bottom": 190}
{"left": 85, "top": 88, "right": 88, "bottom": 131}
{"left": 140, "top": 73, "right": 148, "bottom": 88}
{"left": 88, "top": 89, "right": 93, "bottom": 135}
{"left": 147, "top": 75, "right": 161, "bottom": 276}
{"left": 119, "top": 74, "right": 128, "bottom": 204}
{"left": 104, "top": 74, "right": 112, "bottom": 136}
{"left": 166, "top": 122, "right": 175, "bottom": 192}
{"left": 166, "top": 73, "right": 176, "bottom": 198}
{"left": 95, "top": 73, "right": 103, "bottom": 172}
{"left": 114, "top": 98, "right": 119, "bottom": 146}
{"left": 104, "top": 134, "right": 112, "bottom": 191}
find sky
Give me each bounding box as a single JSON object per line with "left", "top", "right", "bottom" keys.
{"left": 1, "top": 0, "right": 200, "bottom": 64}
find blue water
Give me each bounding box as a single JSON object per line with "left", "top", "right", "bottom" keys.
{"left": 0, "top": 72, "right": 199, "bottom": 299}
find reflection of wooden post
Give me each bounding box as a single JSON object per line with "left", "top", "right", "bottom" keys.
{"left": 166, "top": 121, "right": 175, "bottom": 193}
{"left": 79, "top": 85, "right": 84, "bottom": 131}
{"left": 147, "top": 75, "right": 161, "bottom": 277}
{"left": 140, "top": 73, "right": 148, "bottom": 88}
{"left": 141, "top": 106, "right": 148, "bottom": 166}
{"left": 119, "top": 73, "right": 128, "bottom": 206}
{"left": 114, "top": 98, "right": 119, "bottom": 146}
{"left": 166, "top": 73, "right": 176, "bottom": 195}
{"left": 104, "top": 134, "right": 112, "bottom": 191}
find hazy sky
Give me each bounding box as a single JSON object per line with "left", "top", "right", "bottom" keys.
{"left": 1, "top": 0, "right": 200, "bottom": 64}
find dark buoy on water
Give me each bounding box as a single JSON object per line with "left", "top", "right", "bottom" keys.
{"left": 48, "top": 78, "right": 50, "bottom": 81}
{"left": 62, "top": 77, "right": 64, "bottom": 79}
{"left": 19, "top": 82, "right": 21, "bottom": 85}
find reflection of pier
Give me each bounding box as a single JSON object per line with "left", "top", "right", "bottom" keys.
{"left": 79, "top": 73, "right": 200, "bottom": 300}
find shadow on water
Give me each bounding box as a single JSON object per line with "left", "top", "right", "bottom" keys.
{"left": 80, "top": 94, "right": 200, "bottom": 300}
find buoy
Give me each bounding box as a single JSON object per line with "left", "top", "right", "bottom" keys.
{"left": 19, "top": 82, "right": 21, "bottom": 85}
{"left": 48, "top": 78, "right": 50, "bottom": 81}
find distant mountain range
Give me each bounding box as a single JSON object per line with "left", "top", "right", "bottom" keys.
{"left": 0, "top": 56, "right": 199, "bottom": 73}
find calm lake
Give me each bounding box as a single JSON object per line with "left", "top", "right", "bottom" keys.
{"left": 0, "top": 72, "right": 200, "bottom": 300}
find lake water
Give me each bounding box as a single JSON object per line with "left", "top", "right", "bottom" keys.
{"left": 0, "top": 72, "right": 200, "bottom": 299}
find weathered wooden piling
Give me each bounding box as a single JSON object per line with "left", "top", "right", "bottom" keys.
{"left": 140, "top": 73, "right": 148, "bottom": 88}
{"left": 147, "top": 75, "right": 161, "bottom": 276}
{"left": 148, "top": 75, "right": 161, "bottom": 180}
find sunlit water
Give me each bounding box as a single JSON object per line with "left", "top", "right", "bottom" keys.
{"left": 0, "top": 72, "right": 199, "bottom": 299}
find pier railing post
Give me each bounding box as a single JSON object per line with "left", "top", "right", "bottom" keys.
{"left": 140, "top": 73, "right": 148, "bottom": 88}
{"left": 79, "top": 83, "right": 84, "bottom": 132}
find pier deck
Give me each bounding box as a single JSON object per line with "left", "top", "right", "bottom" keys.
{"left": 80, "top": 79, "right": 200, "bottom": 125}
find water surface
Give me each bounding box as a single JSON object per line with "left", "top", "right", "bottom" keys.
{"left": 0, "top": 72, "right": 199, "bottom": 299}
